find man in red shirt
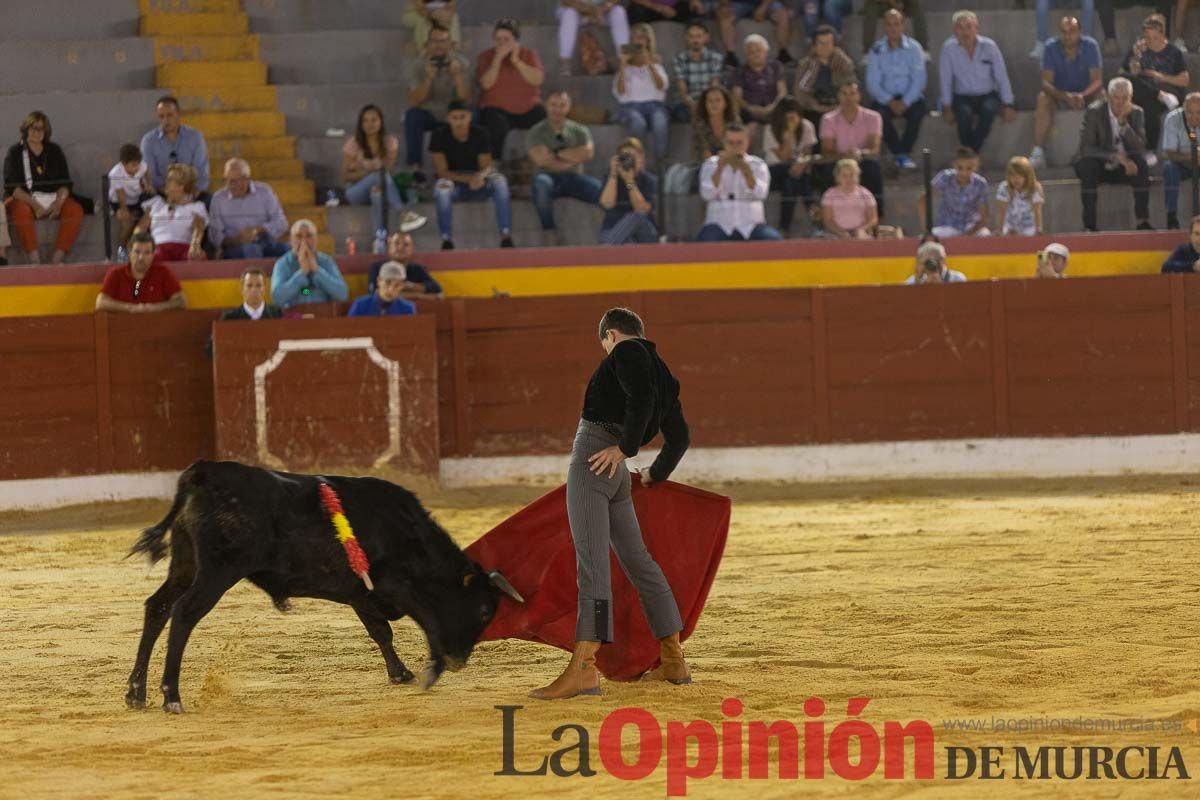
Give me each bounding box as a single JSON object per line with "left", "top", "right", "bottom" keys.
{"left": 95, "top": 231, "right": 188, "bottom": 313}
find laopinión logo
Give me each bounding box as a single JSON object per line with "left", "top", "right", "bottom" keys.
{"left": 495, "top": 698, "right": 1191, "bottom": 796}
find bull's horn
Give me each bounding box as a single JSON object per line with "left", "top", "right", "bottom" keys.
{"left": 488, "top": 570, "right": 525, "bottom": 603}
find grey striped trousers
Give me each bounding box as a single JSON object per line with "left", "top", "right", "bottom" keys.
{"left": 567, "top": 420, "right": 683, "bottom": 643}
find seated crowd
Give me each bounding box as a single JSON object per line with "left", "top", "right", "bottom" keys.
{"left": 9, "top": 2, "right": 1200, "bottom": 272}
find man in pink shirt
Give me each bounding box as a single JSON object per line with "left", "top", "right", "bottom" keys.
{"left": 475, "top": 18, "right": 547, "bottom": 160}
{"left": 819, "top": 79, "right": 885, "bottom": 214}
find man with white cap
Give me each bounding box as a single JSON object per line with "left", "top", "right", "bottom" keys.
{"left": 905, "top": 239, "right": 966, "bottom": 284}
{"left": 347, "top": 261, "right": 418, "bottom": 316}
{"left": 1036, "top": 242, "right": 1070, "bottom": 278}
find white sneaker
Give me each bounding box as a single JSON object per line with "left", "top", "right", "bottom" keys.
{"left": 1029, "top": 146, "right": 1046, "bottom": 170}
{"left": 398, "top": 210, "right": 427, "bottom": 233}
{"left": 1160, "top": 91, "right": 1180, "bottom": 111}
{"left": 1029, "top": 41, "right": 1045, "bottom": 60}
{"left": 1174, "top": 37, "right": 1189, "bottom": 53}
{"left": 1145, "top": 152, "right": 1159, "bottom": 168}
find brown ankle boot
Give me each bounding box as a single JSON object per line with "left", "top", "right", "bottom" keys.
{"left": 528, "top": 640, "right": 602, "bottom": 700}
{"left": 642, "top": 632, "right": 692, "bottom": 684}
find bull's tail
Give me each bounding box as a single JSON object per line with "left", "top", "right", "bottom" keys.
{"left": 127, "top": 462, "right": 204, "bottom": 564}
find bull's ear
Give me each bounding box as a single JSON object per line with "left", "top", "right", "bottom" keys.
{"left": 488, "top": 570, "right": 525, "bottom": 603}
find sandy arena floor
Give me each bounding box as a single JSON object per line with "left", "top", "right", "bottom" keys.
{"left": 1, "top": 477, "right": 1198, "bottom": 799}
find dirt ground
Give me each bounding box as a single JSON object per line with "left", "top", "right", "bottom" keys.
{"left": 1, "top": 476, "right": 1198, "bottom": 799}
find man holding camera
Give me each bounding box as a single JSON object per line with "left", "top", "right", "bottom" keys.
{"left": 404, "top": 23, "right": 471, "bottom": 180}
{"left": 527, "top": 90, "right": 602, "bottom": 246}
{"left": 599, "top": 138, "right": 659, "bottom": 244}
{"left": 697, "top": 122, "right": 781, "bottom": 241}
{"left": 905, "top": 240, "right": 966, "bottom": 284}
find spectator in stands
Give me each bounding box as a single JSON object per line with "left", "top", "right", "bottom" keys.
{"left": 764, "top": 96, "right": 816, "bottom": 235}
{"left": 140, "top": 96, "right": 209, "bottom": 201}
{"left": 476, "top": 19, "right": 547, "bottom": 162}
{"left": 1030, "top": 0, "right": 1095, "bottom": 60}
{"left": 205, "top": 266, "right": 284, "bottom": 357}
{"left": 107, "top": 143, "right": 154, "bottom": 254}
{"left": 95, "top": 232, "right": 187, "bottom": 313}
{"left": 0, "top": 203, "right": 8, "bottom": 264}
{"left": 1161, "top": 215, "right": 1200, "bottom": 271}
{"left": 665, "top": 85, "right": 737, "bottom": 196}
{"left": 558, "top": 1, "right": 630, "bottom": 77}
{"left": 135, "top": 163, "right": 207, "bottom": 261}
{"left": 821, "top": 159, "right": 878, "bottom": 239}
{"left": 1124, "top": 14, "right": 1189, "bottom": 171}
{"left": 1074, "top": 76, "right": 1153, "bottom": 232}
{"left": 732, "top": 34, "right": 787, "bottom": 134}
{"left": 862, "top": 0, "right": 928, "bottom": 52}
{"left": 404, "top": 23, "right": 471, "bottom": 183}
{"left": 1161, "top": 92, "right": 1200, "bottom": 229}
{"left": 629, "top": 0, "right": 704, "bottom": 25}
{"left": 430, "top": 100, "right": 514, "bottom": 250}
{"left": 1095, "top": 1, "right": 1121, "bottom": 56}
{"left": 1030, "top": 16, "right": 1103, "bottom": 170}
{"left": 599, "top": 137, "right": 659, "bottom": 244}
{"left": 865, "top": 9, "right": 927, "bottom": 171}
{"left": 367, "top": 231, "right": 443, "bottom": 297}
{"left": 671, "top": 21, "right": 726, "bottom": 122}
{"left": 819, "top": 79, "right": 884, "bottom": 213}
{"left": 528, "top": 90, "right": 601, "bottom": 246}
{"left": 208, "top": 158, "right": 289, "bottom": 260}
{"left": 3, "top": 111, "right": 85, "bottom": 264}
{"left": 344, "top": 104, "right": 427, "bottom": 235}
{"left": 403, "top": 1, "right": 461, "bottom": 48}
{"left": 905, "top": 240, "right": 966, "bottom": 284}
{"left": 920, "top": 146, "right": 991, "bottom": 237}
{"left": 795, "top": 26, "right": 855, "bottom": 132}
{"left": 997, "top": 156, "right": 1044, "bottom": 236}
{"left": 614, "top": 23, "right": 671, "bottom": 165}
{"left": 348, "top": 261, "right": 417, "bottom": 317}
{"left": 939, "top": 10, "right": 1017, "bottom": 153}
{"left": 698, "top": 122, "right": 781, "bottom": 241}
{"left": 800, "top": 0, "right": 852, "bottom": 42}
{"left": 1036, "top": 241, "right": 1070, "bottom": 277}
{"left": 716, "top": 1, "right": 795, "bottom": 67}
{"left": 270, "top": 219, "right": 349, "bottom": 307}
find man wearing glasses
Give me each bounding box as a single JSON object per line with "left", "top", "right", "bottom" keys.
{"left": 95, "top": 231, "right": 187, "bottom": 313}
{"left": 140, "top": 95, "right": 211, "bottom": 204}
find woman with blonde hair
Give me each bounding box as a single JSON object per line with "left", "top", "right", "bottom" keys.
{"left": 614, "top": 22, "right": 670, "bottom": 163}
{"left": 996, "top": 155, "right": 1044, "bottom": 236}
{"left": 136, "top": 163, "right": 208, "bottom": 261}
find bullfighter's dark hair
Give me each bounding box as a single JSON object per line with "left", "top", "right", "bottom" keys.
{"left": 598, "top": 308, "right": 645, "bottom": 341}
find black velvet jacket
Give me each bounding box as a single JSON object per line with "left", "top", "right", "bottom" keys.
{"left": 581, "top": 338, "right": 689, "bottom": 482}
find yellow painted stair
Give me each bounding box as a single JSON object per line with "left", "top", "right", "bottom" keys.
{"left": 141, "top": 0, "right": 336, "bottom": 252}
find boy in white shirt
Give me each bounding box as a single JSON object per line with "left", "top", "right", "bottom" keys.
{"left": 107, "top": 143, "right": 154, "bottom": 253}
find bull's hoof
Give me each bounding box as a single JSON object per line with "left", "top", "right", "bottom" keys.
{"left": 125, "top": 693, "right": 147, "bottom": 709}
{"left": 162, "top": 701, "right": 184, "bottom": 714}
{"left": 419, "top": 660, "right": 444, "bottom": 691}
{"left": 390, "top": 667, "right": 416, "bottom": 684}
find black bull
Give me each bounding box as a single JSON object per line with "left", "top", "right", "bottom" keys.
{"left": 125, "top": 460, "right": 523, "bottom": 713}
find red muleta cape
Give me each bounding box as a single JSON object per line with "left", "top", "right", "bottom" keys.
{"left": 465, "top": 475, "right": 731, "bottom": 681}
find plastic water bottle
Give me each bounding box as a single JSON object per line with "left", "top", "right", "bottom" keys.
{"left": 325, "top": 189, "right": 339, "bottom": 208}
{"left": 345, "top": 237, "right": 357, "bottom": 255}
{"left": 116, "top": 245, "right": 128, "bottom": 263}
{"left": 372, "top": 228, "right": 387, "bottom": 254}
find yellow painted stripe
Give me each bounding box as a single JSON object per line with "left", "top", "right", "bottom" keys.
{"left": 0, "top": 251, "right": 1169, "bottom": 319}
{"left": 331, "top": 513, "right": 356, "bottom": 544}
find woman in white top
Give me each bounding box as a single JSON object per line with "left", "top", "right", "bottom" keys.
{"left": 763, "top": 96, "right": 817, "bottom": 235}
{"left": 136, "top": 163, "right": 207, "bottom": 261}
{"left": 614, "top": 23, "right": 670, "bottom": 163}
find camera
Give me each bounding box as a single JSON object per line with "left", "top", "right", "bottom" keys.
{"left": 431, "top": 55, "right": 448, "bottom": 68}
{"left": 616, "top": 151, "right": 637, "bottom": 172}
{"left": 620, "top": 43, "right": 644, "bottom": 57}
{"left": 922, "top": 259, "right": 941, "bottom": 272}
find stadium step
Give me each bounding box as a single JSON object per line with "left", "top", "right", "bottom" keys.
{"left": 186, "top": 110, "right": 287, "bottom": 138}
{"left": 139, "top": 11, "right": 249, "bottom": 37}
{"left": 156, "top": 60, "right": 266, "bottom": 87}
{"left": 210, "top": 158, "right": 304, "bottom": 180}
{"left": 207, "top": 136, "right": 297, "bottom": 160}
{"left": 269, "top": 179, "right": 317, "bottom": 206}
{"left": 154, "top": 34, "right": 260, "bottom": 63}
{"left": 175, "top": 85, "right": 279, "bottom": 113}
{"left": 139, "top": 0, "right": 242, "bottom": 12}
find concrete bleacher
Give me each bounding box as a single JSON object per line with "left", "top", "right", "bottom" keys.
{"left": 2, "top": 1, "right": 1199, "bottom": 263}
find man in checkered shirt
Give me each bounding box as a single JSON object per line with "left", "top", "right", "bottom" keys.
{"left": 672, "top": 21, "right": 726, "bottom": 121}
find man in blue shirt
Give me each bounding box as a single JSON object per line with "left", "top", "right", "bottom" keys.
{"left": 865, "top": 9, "right": 927, "bottom": 170}
{"left": 270, "top": 219, "right": 350, "bottom": 308}
{"left": 1159, "top": 92, "right": 1200, "bottom": 229}
{"left": 1031, "top": 16, "right": 1102, "bottom": 170}
{"left": 139, "top": 96, "right": 211, "bottom": 203}
{"left": 938, "top": 10, "right": 1016, "bottom": 153}
{"left": 348, "top": 261, "right": 417, "bottom": 316}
